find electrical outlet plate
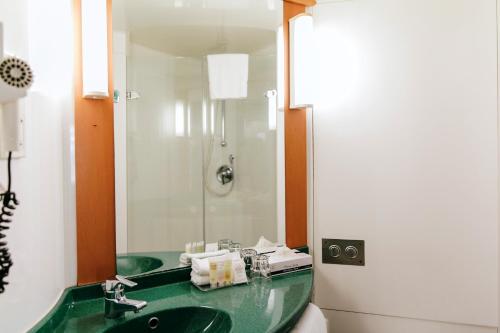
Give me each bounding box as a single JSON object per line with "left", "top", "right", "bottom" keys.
{"left": 322, "top": 238, "right": 365, "bottom": 266}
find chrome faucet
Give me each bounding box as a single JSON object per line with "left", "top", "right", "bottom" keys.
{"left": 102, "top": 275, "right": 147, "bottom": 319}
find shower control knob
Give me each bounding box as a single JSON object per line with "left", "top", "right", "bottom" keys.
{"left": 216, "top": 165, "right": 233, "bottom": 185}
{"left": 329, "top": 245, "right": 341, "bottom": 258}
{"left": 345, "top": 246, "right": 359, "bottom": 259}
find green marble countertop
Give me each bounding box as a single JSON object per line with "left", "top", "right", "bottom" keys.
{"left": 30, "top": 269, "right": 313, "bottom": 333}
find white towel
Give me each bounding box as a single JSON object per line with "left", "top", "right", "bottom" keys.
{"left": 207, "top": 54, "right": 249, "bottom": 100}
{"left": 291, "top": 303, "right": 328, "bottom": 333}
{"left": 190, "top": 259, "right": 247, "bottom": 286}
{"left": 191, "top": 253, "right": 240, "bottom": 276}
{"left": 179, "top": 250, "right": 229, "bottom": 266}
{"left": 190, "top": 272, "right": 210, "bottom": 286}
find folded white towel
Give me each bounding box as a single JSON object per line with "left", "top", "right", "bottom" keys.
{"left": 191, "top": 253, "right": 241, "bottom": 276}
{"left": 207, "top": 54, "right": 249, "bottom": 100}
{"left": 190, "top": 272, "right": 210, "bottom": 286}
{"left": 190, "top": 258, "right": 247, "bottom": 286}
{"left": 179, "top": 250, "right": 229, "bottom": 266}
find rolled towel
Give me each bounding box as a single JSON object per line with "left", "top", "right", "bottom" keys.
{"left": 179, "top": 249, "right": 229, "bottom": 266}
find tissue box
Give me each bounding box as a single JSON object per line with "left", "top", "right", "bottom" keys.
{"left": 268, "top": 252, "right": 312, "bottom": 275}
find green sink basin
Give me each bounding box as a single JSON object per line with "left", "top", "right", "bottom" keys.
{"left": 104, "top": 307, "right": 232, "bottom": 333}
{"left": 116, "top": 255, "right": 163, "bottom": 276}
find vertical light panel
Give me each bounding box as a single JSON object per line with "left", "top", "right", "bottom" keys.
{"left": 289, "top": 14, "right": 314, "bottom": 109}
{"left": 81, "top": 0, "right": 108, "bottom": 99}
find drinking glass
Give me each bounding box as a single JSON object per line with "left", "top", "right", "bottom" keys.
{"left": 229, "top": 242, "right": 241, "bottom": 253}
{"left": 251, "top": 254, "right": 271, "bottom": 280}
{"left": 218, "top": 239, "right": 232, "bottom": 251}
{"left": 240, "top": 249, "right": 258, "bottom": 270}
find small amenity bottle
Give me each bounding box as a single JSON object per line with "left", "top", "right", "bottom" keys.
{"left": 209, "top": 259, "right": 217, "bottom": 289}
{"left": 223, "top": 258, "right": 233, "bottom": 286}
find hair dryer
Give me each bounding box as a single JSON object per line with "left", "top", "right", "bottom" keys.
{"left": 0, "top": 22, "right": 33, "bottom": 154}
{"left": 0, "top": 22, "right": 30, "bottom": 293}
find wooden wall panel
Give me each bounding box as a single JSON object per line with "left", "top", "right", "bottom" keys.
{"left": 74, "top": 0, "right": 116, "bottom": 285}
{"left": 284, "top": 1, "right": 308, "bottom": 248}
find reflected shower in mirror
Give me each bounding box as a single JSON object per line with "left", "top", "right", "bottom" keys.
{"left": 113, "top": 0, "right": 284, "bottom": 276}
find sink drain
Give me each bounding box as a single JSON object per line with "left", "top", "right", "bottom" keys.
{"left": 148, "top": 317, "right": 160, "bottom": 330}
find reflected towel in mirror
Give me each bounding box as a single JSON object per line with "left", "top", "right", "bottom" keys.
{"left": 179, "top": 249, "right": 229, "bottom": 266}
{"left": 207, "top": 54, "right": 249, "bottom": 100}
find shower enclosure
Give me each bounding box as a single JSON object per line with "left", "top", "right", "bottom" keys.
{"left": 113, "top": 0, "right": 283, "bottom": 255}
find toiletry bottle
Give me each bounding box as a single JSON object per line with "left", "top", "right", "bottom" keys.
{"left": 217, "top": 261, "right": 225, "bottom": 287}
{"left": 224, "top": 258, "right": 233, "bottom": 286}
{"left": 209, "top": 259, "right": 217, "bottom": 289}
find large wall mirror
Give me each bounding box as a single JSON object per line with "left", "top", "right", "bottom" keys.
{"left": 112, "top": 0, "right": 285, "bottom": 277}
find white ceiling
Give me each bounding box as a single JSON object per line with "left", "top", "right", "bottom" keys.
{"left": 113, "top": 0, "right": 282, "bottom": 57}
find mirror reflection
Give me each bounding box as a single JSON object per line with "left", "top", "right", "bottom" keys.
{"left": 113, "top": 0, "right": 284, "bottom": 276}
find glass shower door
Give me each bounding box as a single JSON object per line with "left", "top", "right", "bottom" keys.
{"left": 126, "top": 46, "right": 205, "bottom": 253}
{"left": 203, "top": 53, "right": 278, "bottom": 247}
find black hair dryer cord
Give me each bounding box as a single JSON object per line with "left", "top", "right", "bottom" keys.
{"left": 0, "top": 152, "right": 18, "bottom": 294}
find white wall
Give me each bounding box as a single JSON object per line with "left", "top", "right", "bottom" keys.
{"left": 0, "top": 0, "right": 76, "bottom": 332}
{"left": 312, "top": 0, "right": 498, "bottom": 332}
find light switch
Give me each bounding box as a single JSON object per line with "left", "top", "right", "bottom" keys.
{"left": 322, "top": 239, "right": 365, "bottom": 266}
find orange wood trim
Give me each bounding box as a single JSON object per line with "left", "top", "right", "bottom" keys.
{"left": 284, "top": 0, "right": 316, "bottom": 6}
{"left": 284, "top": 1, "right": 308, "bottom": 248}
{"left": 74, "top": 0, "right": 117, "bottom": 285}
